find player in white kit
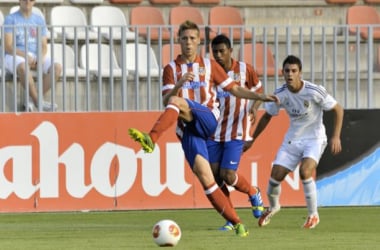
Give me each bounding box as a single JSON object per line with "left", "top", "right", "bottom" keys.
{"left": 251, "top": 55, "right": 344, "bottom": 229}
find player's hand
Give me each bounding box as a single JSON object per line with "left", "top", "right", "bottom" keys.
{"left": 261, "top": 94, "right": 280, "bottom": 103}
{"left": 329, "top": 136, "right": 342, "bottom": 155}
{"left": 249, "top": 108, "right": 257, "bottom": 124}
{"left": 177, "top": 72, "right": 195, "bottom": 87}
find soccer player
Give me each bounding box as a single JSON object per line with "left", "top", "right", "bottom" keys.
{"left": 207, "top": 34, "right": 264, "bottom": 231}
{"left": 252, "top": 55, "right": 344, "bottom": 229}
{"left": 128, "top": 20, "right": 278, "bottom": 237}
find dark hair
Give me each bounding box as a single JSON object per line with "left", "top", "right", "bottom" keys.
{"left": 211, "top": 34, "right": 231, "bottom": 49}
{"left": 282, "top": 55, "right": 302, "bottom": 71}
{"left": 178, "top": 20, "right": 200, "bottom": 38}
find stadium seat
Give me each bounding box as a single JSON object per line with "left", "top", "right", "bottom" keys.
{"left": 130, "top": 6, "right": 171, "bottom": 41}
{"left": 80, "top": 43, "right": 124, "bottom": 78}
{"left": 169, "top": 6, "right": 211, "bottom": 40}
{"left": 208, "top": 6, "right": 252, "bottom": 40}
{"left": 46, "top": 43, "right": 86, "bottom": 78}
{"left": 70, "top": 0, "right": 104, "bottom": 3}
{"left": 123, "top": 43, "right": 160, "bottom": 78}
{"left": 240, "top": 43, "right": 281, "bottom": 77}
{"left": 188, "top": 0, "right": 220, "bottom": 3}
{"left": 90, "top": 6, "right": 136, "bottom": 41}
{"left": 347, "top": 5, "right": 380, "bottom": 40}
{"left": 149, "top": 0, "right": 181, "bottom": 4}
{"left": 50, "top": 6, "right": 97, "bottom": 41}
{"left": 162, "top": 43, "right": 181, "bottom": 67}
{"left": 34, "top": 0, "right": 64, "bottom": 2}
{"left": 109, "top": 0, "right": 143, "bottom": 4}
{"left": 325, "top": 0, "right": 357, "bottom": 3}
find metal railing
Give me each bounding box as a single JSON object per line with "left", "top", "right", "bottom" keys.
{"left": 0, "top": 24, "right": 379, "bottom": 112}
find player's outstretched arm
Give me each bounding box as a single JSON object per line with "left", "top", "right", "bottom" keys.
{"left": 229, "top": 85, "right": 278, "bottom": 102}
{"left": 329, "top": 103, "right": 344, "bottom": 155}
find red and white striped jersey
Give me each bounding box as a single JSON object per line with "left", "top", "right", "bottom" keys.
{"left": 162, "top": 55, "right": 236, "bottom": 120}
{"left": 212, "top": 59, "right": 262, "bottom": 142}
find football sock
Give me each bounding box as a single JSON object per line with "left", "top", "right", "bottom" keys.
{"left": 267, "top": 177, "right": 281, "bottom": 210}
{"left": 302, "top": 177, "right": 318, "bottom": 216}
{"left": 232, "top": 173, "right": 258, "bottom": 197}
{"left": 149, "top": 104, "right": 179, "bottom": 143}
{"left": 205, "top": 183, "right": 241, "bottom": 225}
{"left": 220, "top": 183, "right": 234, "bottom": 208}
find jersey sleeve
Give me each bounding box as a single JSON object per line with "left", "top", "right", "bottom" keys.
{"left": 162, "top": 64, "right": 176, "bottom": 97}
{"left": 211, "top": 60, "right": 236, "bottom": 91}
{"left": 317, "top": 85, "right": 337, "bottom": 111}
{"left": 246, "top": 63, "right": 262, "bottom": 93}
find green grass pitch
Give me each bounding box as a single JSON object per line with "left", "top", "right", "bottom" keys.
{"left": 0, "top": 207, "right": 378, "bottom": 249}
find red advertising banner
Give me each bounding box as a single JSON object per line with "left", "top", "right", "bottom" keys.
{"left": 0, "top": 110, "right": 306, "bottom": 212}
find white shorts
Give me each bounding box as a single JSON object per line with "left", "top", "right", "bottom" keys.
{"left": 4, "top": 53, "right": 53, "bottom": 75}
{"left": 273, "top": 138, "right": 328, "bottom": 171}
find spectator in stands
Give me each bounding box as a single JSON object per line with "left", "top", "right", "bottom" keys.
{"left": 4, "top": 0, "right": 61, "bottom": 111}
{"left": 208, "top": 34, "right": 264, "bottom": 231}
{"left": 128, "top": 20, "right": 278, "bottom": 237}
{"left": 252, "top": 55, "right": 344, "bottom": 229}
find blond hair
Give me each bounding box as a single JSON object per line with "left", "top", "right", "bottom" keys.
{"left": 177, "top": 20, "right": 200, "bottom": 38}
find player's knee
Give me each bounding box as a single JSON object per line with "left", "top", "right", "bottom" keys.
{"left": 299, "top": 163, "right": 316, "bottom": 180}
{"left": 168, "top": 96, "right": 182, "bottom": 105}
{"left": 299, "top": 169, "right": 313, "bottom": 180}
{"left": 220, "top": 170, "right": 236, "bottom": 186}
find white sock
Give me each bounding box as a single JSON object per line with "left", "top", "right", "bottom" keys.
{"left": 267, "top": 177, "right": 281, "bottom": 210}
{"left": 303, "top": 177, "right": 318, "bottom": 216}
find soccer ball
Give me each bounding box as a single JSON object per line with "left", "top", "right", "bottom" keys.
{"left": 152, "top": 219, "right": 181, "bottom": 247}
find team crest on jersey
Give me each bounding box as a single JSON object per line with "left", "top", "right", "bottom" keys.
{"left": 199, "top": 67, "right": 206, "bottom": 76}
{"left": 304, "top": 100, "right": 310, "bottom": 108}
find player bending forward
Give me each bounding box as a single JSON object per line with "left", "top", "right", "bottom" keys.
{"left": 252, "top": 55, "right": 344, "bottom": 229}
{"left": 128, "top": 21, "right": 278, "bottom": 237}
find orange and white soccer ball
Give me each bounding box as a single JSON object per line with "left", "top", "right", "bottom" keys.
{"left": 152, "top": 219, "right": 181, "bottom": 247}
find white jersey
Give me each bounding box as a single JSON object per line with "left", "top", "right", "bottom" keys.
{"left": 264, "top": 80, "right": 337, "bottom": 142}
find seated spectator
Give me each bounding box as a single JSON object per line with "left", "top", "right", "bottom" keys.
{"left": 4, "top": 0, "right": 62, "bottom": 111}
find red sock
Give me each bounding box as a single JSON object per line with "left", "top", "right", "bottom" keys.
{"left": 205, "top": 183, "right": 241, "bottom": 225}
{"left": 220, "top": 183, "right": 234, "bottom": 209}
{"left": 149, "top": 104, "right": 179, "bottom": 143}
{"left": 233, "top": 173, "right": 258, "bottom": 197}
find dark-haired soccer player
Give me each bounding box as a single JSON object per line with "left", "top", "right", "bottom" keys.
{"left": 208, "top": 34, "right": 264, "bottom": 231}
{"left": 252, "top": 55, "right": 344, "bottom": 229}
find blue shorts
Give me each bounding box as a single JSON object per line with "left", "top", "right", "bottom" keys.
{"left": 207, "top": 139, "right": 244, "bottom": 171}
{"left": 181, "top": 99, "right": 218, "bottom": 168}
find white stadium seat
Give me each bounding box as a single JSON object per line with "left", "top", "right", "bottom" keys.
{"left": 123, "top": 43, "right": 160, "bottom": 78}
{"left": 50, "top": 6, "right": 97, "bottom": 41}
{"left": 90, "top": 6, "right": 136, "bottom": 41}
{"left": 80, "top": 43, "right": 124, "bottom": 78}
